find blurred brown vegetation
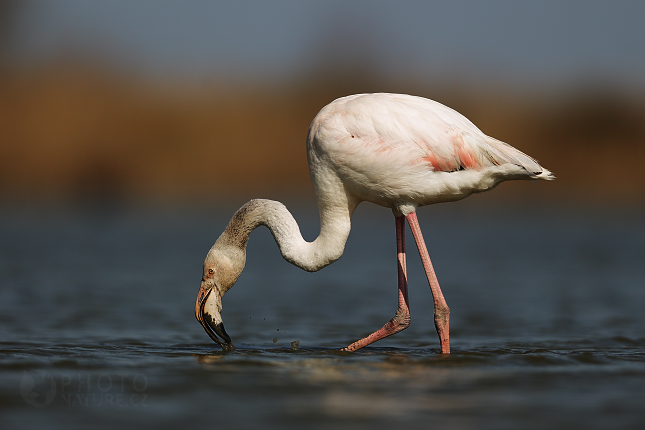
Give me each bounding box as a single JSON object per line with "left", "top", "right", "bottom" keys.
{"left": 1, "top": 62, "right": 644, "bottom": 208}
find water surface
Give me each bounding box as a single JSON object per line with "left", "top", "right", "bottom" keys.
{"left": 1, "top": 201, "right": 644, "bottom": 429}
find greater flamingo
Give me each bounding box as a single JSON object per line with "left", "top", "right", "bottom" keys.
{"left": 195, "top": 93, "right": 554, "bottom": 353}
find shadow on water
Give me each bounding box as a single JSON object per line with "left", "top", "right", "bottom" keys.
{"left": 1, "top": 200, "right": 644, "bottom": 429}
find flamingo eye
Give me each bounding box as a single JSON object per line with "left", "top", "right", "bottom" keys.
{"left": 208, "top": 268, "right": 214, "bottom": 275}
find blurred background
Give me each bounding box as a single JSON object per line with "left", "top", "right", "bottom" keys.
{"left": 2, "top": 4, "right": 645, "bottom": 427}
{"left": 1, "top": 0, "right": 644, "bottom": 209}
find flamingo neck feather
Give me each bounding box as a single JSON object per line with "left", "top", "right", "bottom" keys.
{"left": 217, "top": 199, "right": 351, "bottom": 272}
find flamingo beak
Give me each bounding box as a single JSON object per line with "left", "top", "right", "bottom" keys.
{"left": 195, "top": 282, "right": 235, "bottom": 351}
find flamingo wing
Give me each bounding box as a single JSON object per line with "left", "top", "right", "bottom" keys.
{"left": 313, "top": 93, "right": 545, "bottom": 176}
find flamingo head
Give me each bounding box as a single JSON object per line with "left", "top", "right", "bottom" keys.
{"left": 195, "top": 243, "right": 245, "bottom": 351}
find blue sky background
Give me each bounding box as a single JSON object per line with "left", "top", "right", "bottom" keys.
{"left": 3, "top": 0, "right": 645, "bottom": 92}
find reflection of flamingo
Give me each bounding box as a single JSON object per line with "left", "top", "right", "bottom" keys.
{"left": 195, "top": 93, "right": 554, "bottom": 353}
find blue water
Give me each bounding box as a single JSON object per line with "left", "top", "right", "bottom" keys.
{"left": 1, "top": 199, "right": 644, "bottom": 429}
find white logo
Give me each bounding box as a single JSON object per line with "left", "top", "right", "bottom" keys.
{"left": 20, "top": 370, "right": 56, "bottom": 408}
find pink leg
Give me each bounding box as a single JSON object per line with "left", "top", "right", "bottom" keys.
{"left": 406, "top": 212, "right": 450, "bottom": 354}
{"left": 342, "top": 216, "right": 410, "bottom": 352}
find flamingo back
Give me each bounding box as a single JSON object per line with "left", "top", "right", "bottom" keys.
{"left": 307, "top": 93, "right": 553, "bottom": 208}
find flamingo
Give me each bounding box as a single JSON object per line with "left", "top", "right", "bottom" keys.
{"left": 195, "top": 93, "right": 554, "bottom": 353}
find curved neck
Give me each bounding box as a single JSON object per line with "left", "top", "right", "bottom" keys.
{"left": 217, "top": 198, "right": 354, "bottom": 272}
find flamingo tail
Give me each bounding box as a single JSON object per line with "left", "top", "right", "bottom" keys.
{"left": 481, "top": 136, "right": 555, "bottom": 180}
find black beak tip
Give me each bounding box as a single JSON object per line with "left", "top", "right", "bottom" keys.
{"left": 203, "top": 317, "right": 235, "bottom": 351}
{"left": 221, "top": 342, "right": 236, "bottom": 352}
{"left": 213, "top": 322, "right": 235, "bottom": 351}
{"left": 213, "top": 322, "right": 231, "bottom": 343}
